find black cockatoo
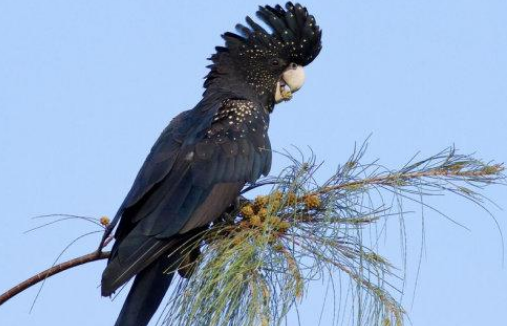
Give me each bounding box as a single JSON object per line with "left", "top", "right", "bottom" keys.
{"left": 101, "top": 3, "right": 322, "bottom": 325}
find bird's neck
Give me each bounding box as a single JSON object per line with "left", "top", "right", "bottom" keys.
{"left": 203, "top": 75, "right": 275, "bottom": 113}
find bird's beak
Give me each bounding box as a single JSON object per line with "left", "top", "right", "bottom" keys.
{"left": 275, "top": 64, "right": 306, "bottom": 103}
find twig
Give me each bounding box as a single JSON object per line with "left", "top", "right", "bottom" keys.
{"left": 0, "top": 250, "right": 110, "bottom": 306}
{"left": 2, "top": 147, "right": 503, "bottom": 326}
{"left": 319, "top": 165, "right": 504, "bottom": 194}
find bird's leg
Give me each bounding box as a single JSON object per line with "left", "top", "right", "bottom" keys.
{"left": 102, "top": 234, "right": 115, "bottom": 249}
{"left": 177, "top": 246, "right": 201, "bottom": 279}
{"left": 220, "top": 195, "right": 249, "bottom": 225}
{"left": 97, "top": 218, "right": 115, "bottom": 251}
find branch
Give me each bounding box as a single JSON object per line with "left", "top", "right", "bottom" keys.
{"left": 2, "top": 146, "right": 504, "bottom": 326}
{"left": 0, "top": 250, "right": 110, "bottom": 306}
{"left": 319, "top": 164, "right": 505, "bottom": 194}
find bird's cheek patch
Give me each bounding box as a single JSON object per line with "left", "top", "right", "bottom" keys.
{"left": 275, "top": 65, "right": 306, "bottom": 104}
{"left": 282, "top": 65, "right": 305, "bottom": 92}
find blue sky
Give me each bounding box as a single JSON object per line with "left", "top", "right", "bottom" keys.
{"left": 1, "top": 1, "right": 506, "bottom": 325}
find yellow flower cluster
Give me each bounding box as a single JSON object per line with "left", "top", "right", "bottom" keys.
{"left": 286, "top": 192, "right": 298, "bottom": 205}
{"left": 99, "top": 216, "right": 110, "bottom": 226}
{"left": 239, "top": 191, "right": 322, "bottom": 230}
{"left": 239, "top": 191, "right": 295, "bottom": 231}
{"left": 303, "top": 194, "right": 321, "bottom": 209}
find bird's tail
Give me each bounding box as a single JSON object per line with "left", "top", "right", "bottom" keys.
{"left": 103, "top": 229, "right": 205, "bottom": 325}
{"left": 113, "top": 252, "right": 180, "bottom": 326}
{"left": 102, "top": 235, "right": 178, "bottom": 296}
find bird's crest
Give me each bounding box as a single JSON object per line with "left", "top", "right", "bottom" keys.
{"left": 206, "top": 3, "right": 322, "bottom": 86}
{"left": 228, "top": 2, "right": 322, "bottom": 66}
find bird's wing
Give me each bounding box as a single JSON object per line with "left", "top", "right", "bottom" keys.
{"left": 102, "top": 98, "right": 271, "bottom": 294}
{"left": 116, "top": 97, "right": 271, "bottom": 238}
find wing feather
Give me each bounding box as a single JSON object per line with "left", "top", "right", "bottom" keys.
{"left": 103, "top": 98, "right": 271, "bottom": 294}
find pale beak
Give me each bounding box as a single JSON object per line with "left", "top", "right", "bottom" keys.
{"left": 275, "top": 63, "right": 306, "bottom": 103}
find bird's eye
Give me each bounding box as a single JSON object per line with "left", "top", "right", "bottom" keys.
{"left": 271, "top": 59, "right": 280, "bottom": 66}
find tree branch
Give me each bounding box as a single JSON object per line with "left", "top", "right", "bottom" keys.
{"left": 319, "top": 164, "right": 505, "bottom": 194}
{"left": 0, "top": 250, "right": 110, "bottom": 306}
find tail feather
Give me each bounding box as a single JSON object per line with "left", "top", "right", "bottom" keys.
{"left": 102, "top": 237, "right": 176, "bottom": 296}
{"left": 102, "top": 229, "right": 206, "bottom": 325}
{"left": 113, "top": 254, "right": 179, "bottom": 326}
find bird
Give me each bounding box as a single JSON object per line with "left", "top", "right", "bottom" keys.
{"left": 100, "top": 3, "right": 322, "bottom": 326}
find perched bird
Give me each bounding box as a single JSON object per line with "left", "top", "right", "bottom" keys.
{"left": 101, "top": 2, "right": 322, "bottom": 325}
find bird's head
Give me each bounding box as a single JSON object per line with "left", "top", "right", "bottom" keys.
{"left": 205, "top": 2, "right": 322, "bottom": 108}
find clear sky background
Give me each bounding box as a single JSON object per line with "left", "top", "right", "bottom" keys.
{"left": 1, "top": 1, "right": 506, "bottom": 325}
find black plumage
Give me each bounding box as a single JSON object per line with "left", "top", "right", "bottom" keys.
{"left": 101, "top": 3, "right": 321, "bottom": 326}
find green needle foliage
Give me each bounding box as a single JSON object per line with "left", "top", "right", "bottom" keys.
{"left": 5, "top": 144, "right": 503, "bottom": 325}
{"left": 159, "top": 144, "right": 505, "bottom": 326}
